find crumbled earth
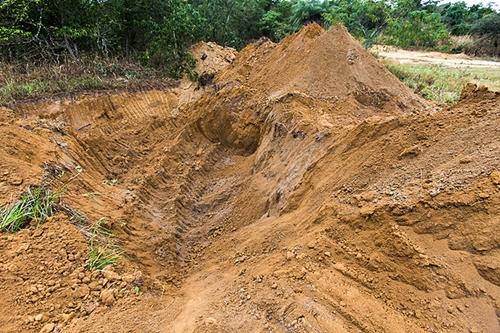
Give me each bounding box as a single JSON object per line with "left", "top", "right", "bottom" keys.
{"left": 189, "top": 41, "right": 237, "bottom": 78}
{"left": 0, "top": 24, "right": 499, "bottom": 332}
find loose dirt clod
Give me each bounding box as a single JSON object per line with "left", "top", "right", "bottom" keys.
{"left": 0, "top": 24, "right": 499, "bottom": 333}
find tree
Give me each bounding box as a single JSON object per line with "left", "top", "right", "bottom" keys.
{"left": 259, "top": 0, "right": 294, "bottom": 41}
{"left": 440, "top": 1, "right": 495, "bottom": 35}
{"left": 471, "top": 13, "right": 500, "bottom": 36}
{"left": 384, "top": 9, "right": 449, "bottom": 48}
{"left": 289, "top": 0, "right": 332, "bottom": 30}
{"left": 323, "top": 0, "right": 390, "bottom": 47}
{"left": 191, "top": 0, "right": 273, "bottom": 48}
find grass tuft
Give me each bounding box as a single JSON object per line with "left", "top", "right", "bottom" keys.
{"left": 0, "top": 187, "right": 58, "bottom": 232}
{"left": 86, "top": 246, "right": 120, "bottom": 271}
{"left": 85, "top": 218, "right": 120, "bottom": 270}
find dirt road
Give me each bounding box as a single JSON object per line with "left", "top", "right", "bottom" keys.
{"left": 373, "top": 45, "right": 500, "bottom": 68}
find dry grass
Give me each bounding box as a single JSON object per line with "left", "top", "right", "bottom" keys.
{"left": 386, "top": 62, "right": 500, "bottom": 104}
{"left": 0, "top": 57, "right": 177, "bottom": 106}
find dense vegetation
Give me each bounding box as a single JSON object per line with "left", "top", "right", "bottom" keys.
{"left": 1, "top": 0, "right": 498, "bottom": 77}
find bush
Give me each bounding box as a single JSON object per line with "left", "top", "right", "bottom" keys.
{"left": 471, "top": 13, "right": 500, "bottom": 36}
{"left": 384, "top": 10, "right": 449, "bottom": 48}
{"left": 141, "top": 0, "right": 205, "bottom": 78}
{"left": 259, "top": 1, "right": 294, "bottom": 41}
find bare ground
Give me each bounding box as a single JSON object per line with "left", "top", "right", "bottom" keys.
{"left": 0, "top": 25, "right": 499, "bottom": 333}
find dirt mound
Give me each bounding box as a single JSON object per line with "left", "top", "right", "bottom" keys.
{"left": 189, "top": 42, "right": 237, "bottom": 77}
{"left": 0, "top": 25, "right": 499, "bottom": 333}
{"left": 219, "top": 24, "right": 428, "bottom": 113}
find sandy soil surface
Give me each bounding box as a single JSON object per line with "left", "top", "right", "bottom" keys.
{"left": 0, "top": 24, "right": 499, "bottom": 333}
{"left": 373, "top": 45, "right": 500, "bottom": 68}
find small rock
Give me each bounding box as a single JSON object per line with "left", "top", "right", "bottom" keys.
{"left": 89, "top": 281, "right": 101, "bottom": 291}
{"left": 100, "top": 289, "right": 115, "bottom": 306}
{"left": 204, "top": 317, "right": 217, "bottom": 325}
{"left": 8, "top": 175, "right": 23, "bottom": 186}
{"left": 39, "top": 323, "right": 55, "bottom": 333}
{"left": 82, "top": 302, "right": 98, "bottom": 315}
{"left": 121, "top": 274, "right": 135, "bottom": 284}
{"left": 74, "top": 285, "right": 90, "bottom": 298}
{"left": 60, "top": 312, "right": 75, "bottom": 323}
{"left": 103, "top": 269, "right": 120, "bottom": 281}
{"left": 33, "top": 229, "right": 44, "bottom": 237}
{"left": 296, "top": 253, "right": 307, "bottom": 260}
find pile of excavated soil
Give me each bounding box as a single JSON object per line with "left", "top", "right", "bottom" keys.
{"left": 189, "top": 42, "right": 237, "bottom": 78}
{"left": 0, "top": 24, "right": 499, "bottom": 333}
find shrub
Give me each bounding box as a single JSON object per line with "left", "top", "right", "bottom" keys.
{"left": 384, "top": 10, "right": 449, "bottom": 48}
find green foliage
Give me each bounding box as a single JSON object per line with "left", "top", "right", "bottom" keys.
{"left": 86, "top": 246, "right": 120, "bottom": 270}
{"left": 323, "top": 0, "right": 390, "bottom": 47}
{"left": 0, "top": 0, "right": 205, "bottom": 77}
{"left": 139, "top": 0, "right": 205, "bottom": 77}
{"left": 192, "top": 0, "right": 272, "bottom": 48}
{"left": 85, "top": 218, "right": 120, "bottom": 270}
{"left": 470, "top": 13, "right": 500, "bottom": 36}
{"left": 259, "top": 1, "right": 294, "bottom": 41}
{"left": 0, "top": 187, "right": 58, "bottom": 233}
{"left": 440, "top": 2, "right": 495, "bottom": 35}
{"left": 0, "top": 0, "right": 499, "bottom": 76}
{"left": 384, "top": 10, "right": 449, "bottom": 48}
{"left": 289, "top": 0, "right": 332, "bottom": 30}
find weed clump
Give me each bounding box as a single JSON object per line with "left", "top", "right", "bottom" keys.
{"left": 0, "top": 186, "right": 58, "bottom": 232}
{"left": 86, "top": 247, "right": 120, "bottom": 271}
{"left": 85, "top": 218, "right": 120, "bottom": 270}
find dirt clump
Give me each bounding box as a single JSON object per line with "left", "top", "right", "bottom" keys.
{"left": 0, "top": 214, "right": 142, "bottom": 333}
{"left": 189, "top": 42, "right": 237, "bottom": 80}
{"left": 0, "top": 25, "right": 499, "bottom": 332}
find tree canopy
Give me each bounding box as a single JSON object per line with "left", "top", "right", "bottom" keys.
{"left": 1, "top": 0, "right": 498, "bottom": 76}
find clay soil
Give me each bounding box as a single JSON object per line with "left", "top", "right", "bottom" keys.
{"left": 0, "top": 24, "right": 499, "bottom": 333}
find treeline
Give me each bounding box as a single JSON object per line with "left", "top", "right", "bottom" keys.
{"left": 1, "top": 0, "right": 498, "bottom": 77}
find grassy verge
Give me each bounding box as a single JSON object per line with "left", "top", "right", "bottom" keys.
{"left": 0, "top": 57, "right": 177, "bottom": 106}
{"left": 385, "top": 62, "right": 500, "bottom": 104}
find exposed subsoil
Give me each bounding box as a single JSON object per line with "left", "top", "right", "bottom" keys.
{"left": 0, "top": 24, "right": 499, "bottom": 333}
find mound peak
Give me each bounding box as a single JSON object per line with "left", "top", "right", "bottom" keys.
{"left": 218, "top": 24, "right": 428, "bottom": 113}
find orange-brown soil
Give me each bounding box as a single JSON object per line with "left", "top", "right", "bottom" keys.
{"left": 0, "top": 24, "right": 499, "bottom": 333}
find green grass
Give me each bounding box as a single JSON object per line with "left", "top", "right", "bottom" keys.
{"left": 86, "top": 246, "right": 120, "bottom": 270}
{"left": 385, "top": 62, "right": 500, "bottom": 104}
{"left": 0, "top": 57, "right": 176, "bottom": 106}
{"left": 0, "top": 76, "right": 114, "bottom": 106}
{"left": 85, "top": 218, "right": 120, "bottom": 270}
{"left": 0, "top": 187, "right": 58, "bottom": 232}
